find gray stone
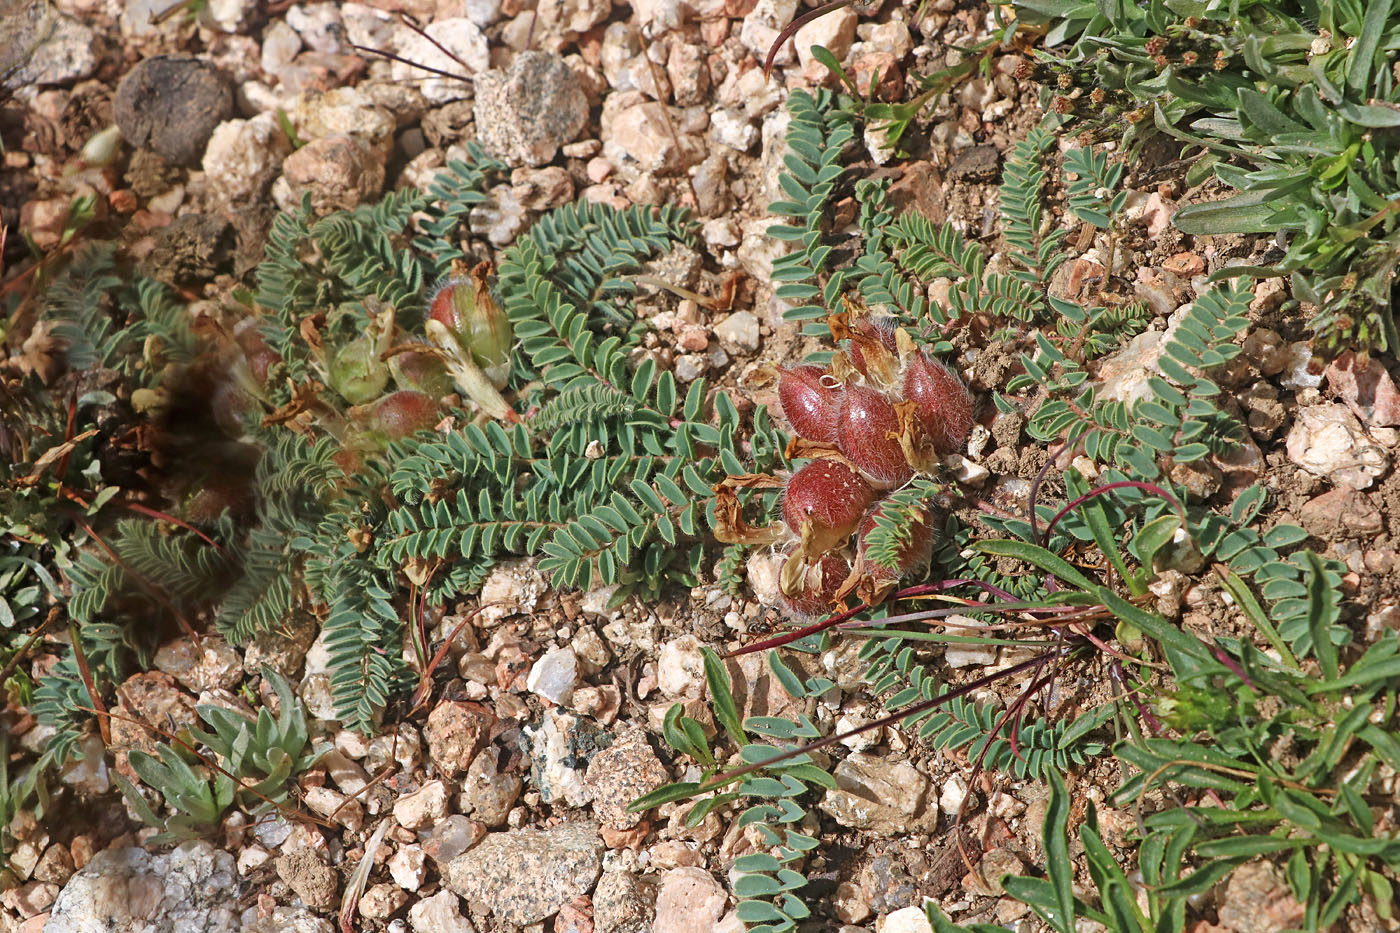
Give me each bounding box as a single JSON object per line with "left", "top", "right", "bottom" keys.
{"left": 882, "top": 906, "right": 935, "bottom": 933}
{"left": 8, "top": 13, "right": 97, "bottom": 87}
{"left": 424, "top": 699, "right": 493, "bottom": 776}
{"left": 394, "top": 780, "right": 449, "bottom": 831}
{"left": 120, "top": 0, "right": 169, "bottom": 36}
{"left": 818, "top": 753, "right": 937, "bottom": 834}
{"left": 473, "top": 51, "right": 589, "bottom": 166}
{"left": 964, "top": 847, "right": 1025, "bottom": 896}
{"left": 359, "top": 881, "right": 409, "bottom": 919}
{"left": 408, "top": 889, "right": 476, "bottom": 933}
{"left": 201, "top": 115, "right": 292, "bottom": 207}
{"left": 291, "top": 86, "right": 396, "bottom": 152}
{"left": 114, "top": 56, "right": 233, "bottom": 166}
{"left": 607, "top": 101, "right": 688, "bottom": 172}
{"left": 389, "top": 18, "right": 488, "bottom": 103}
{"left": 461, "top": 0, "right": 504, "bottom": 27}
{"left": 240, "top": 905, "right": 334, "bottom": 933}
{"left": 713, "top": 311, "right": 760, "bottom": 353}
{"left": 57, "top": 733, "right": 110, "bottom": 796}
{"left": 261, "top": 20, "right": 303, "bottom": 73}
{"left": 522, "top": 709, "right": 606, "bottom": 806}
{"left": 199, "top": 0, "right": 253, "bottom": 33}
{"left": 388, "top": 845, "right": 427, "bottom": 893}
{"left": 252, "top": 813, "right": 293, "bottom": 849}
{"left": 422, "top": 815, "right": 486, "bottom": 866}
{"left": 274, "top": 134, "right": 385, "bottom": 215}
{"left": 1217, "top": 860, "right": 1305, "bottom": 933}
{"left": 1096, "top": 329, "right": 1165, "bottom": 405}
{"left": 1286, "top": 403, "right": 1390, "bottom": 490}
{"left": 855, "top": 854, "right": 917, "bottom": 914}
{"left": 152, "top": 635, "right": 243, "bottom": 693}
{"left": 286, "top": 4, "right": 347, "bottom": 53}
{"left": 656, "top": 634, "right": 705, "bottom": 698}
{"left": 739, "top": 0, "right": 799, "bottom": 65}
{"left": 46, "top": 842, "right": 239, "bottom": 933}
{"left": 458, "top": 748, "right": 522, "bottom": 827}
{"left": 709, "top": 108, "right": 756, "bottom": 151}
{"left": 322, "top": 749, "right": 370, "bottom": 796}
{"left": 794, "top": 5, "right": 857, "bottom": 69}
{"left": 592, "top": 871, "right": 654, "bottom": 933}
{"left": 443, "top": 823, "right": 602, "bottom": 925}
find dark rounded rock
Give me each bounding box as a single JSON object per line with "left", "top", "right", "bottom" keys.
{"left": 114, "top": 56, "right": 232, "bottom": 165}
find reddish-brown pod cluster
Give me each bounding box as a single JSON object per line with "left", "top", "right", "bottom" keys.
{"left": 769, "top": 312, "right": 972, "bottom": 618}
{"left": 781, "top": 553, "right": 853, "bottom": 618}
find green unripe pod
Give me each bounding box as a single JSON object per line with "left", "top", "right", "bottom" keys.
{"left": 388, "top": 346, "right": 454, "bottom": 398}
{"left": 427, "top": 262, "right": 512, "bottom": 390}
{"left": 328, "top": 334, "right": 390, "bottom": 405}
{"left": 425, "top": 261, "right": 517, "bottom": 422}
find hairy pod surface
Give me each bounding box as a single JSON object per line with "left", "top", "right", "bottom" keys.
{"left": 903, "top": 352, "right": 973, "bottom": 454}
{"left": 836, "top": 384, "right": 914, "bottom": 486}
{"left": 777, "top": 364, "right": 844, "bottom": 443}
{"left": 857, "top": 501, "right": 935, "bottom": 583}
{"left": 356, "top": 390, "right": 439, "bottom": 442}
{"left": 233, "top": 324, "right": 280, "bottom": 386}
{"left": 780, "top": 550, "right": 851, "bottom": 618}
{"left": 782, "top": 459, "right": 876, "bottom": 555}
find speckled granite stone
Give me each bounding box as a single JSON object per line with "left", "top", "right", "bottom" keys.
{"left": 443, "top": 821, "right": 602, "bottom": 924}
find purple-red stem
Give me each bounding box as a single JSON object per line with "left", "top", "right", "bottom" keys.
{"left": 763, "top": 0, "right": 856, "bottom": 77}
{"left": 727, "top": 579, "right": 1026, "bottom": 658}
{"left": 1110, "top": 659, "right": 1163, "bottom": 736}
{"left": 702, "top": 647, "right": 1061, "bottom": 790}
{"left": 1040, "top": 479, "right": 1187, "bottom": 548}
{"left": 123, "top": 502, "right": 230, "bottom": 557}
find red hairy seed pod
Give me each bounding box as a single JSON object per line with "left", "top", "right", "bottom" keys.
{"left": 836, "top": 384, "right": 914, "bottom": 487}
{"left": 356, "top": 390, "right": 440, "bottom": 441}
{"left": 209, "top": 378, "right": 252, "bottom": 438}
{"left": 903, "top": 352, "right": 973, "bottom": 455}
{"left": 781, "top": 551, "right": 852, "bottom": 618}
{"left": 782, "top": 459, "right": 877, "bottom": 555}
{"left": 857, "top": 501, "right": 935, "bottom": 583}
{"left": 233, "top": 324, "right": 280, "bottom": 387}
{"left": 777, "top": 364, "right": 843, "bottom": 443}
